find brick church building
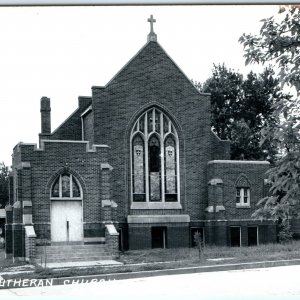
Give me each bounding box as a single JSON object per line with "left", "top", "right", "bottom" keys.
{"left": 5, "top": 16, "right": 277, "bottom": 261}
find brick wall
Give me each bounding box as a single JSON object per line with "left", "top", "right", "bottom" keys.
{"left": 259, "top": 223, "right": 277, "bottom": 244}
{"left": 92, "top": 41, "right": 214, "bottom": 223}
{"left": 211, "top": 131, "right": 231, "bottom": 160}
{"left": 128, "top": 223, "right": 189, "bottom": 250}
{"left": 207, "top": 161, "right": 270, "bottom": 220}
{"left": 82, "top": 110, "right": 94, "bottom": 145}
{"left": 14, "top": 141, "right": 109, "bottom": 242}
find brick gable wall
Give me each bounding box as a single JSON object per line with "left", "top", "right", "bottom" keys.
{"left": 92, "top": 41, "right": 215, "bottom": 222}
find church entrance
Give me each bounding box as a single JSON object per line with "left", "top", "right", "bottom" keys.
{"left": 51, "top": 201, "right": 83, "bottom": 243}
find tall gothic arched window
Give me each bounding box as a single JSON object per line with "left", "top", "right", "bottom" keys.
{"left": 131, "top": 108, "right": 179, "bottom": 203}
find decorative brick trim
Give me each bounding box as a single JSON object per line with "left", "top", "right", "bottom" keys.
{"left": 208, "top": 178, "right": 223, "bottom": 185}
{"left": 208, "top": 160, "right": 270, "bottom": 165}
{"left": 205, "top": 205, "right": 225, "bottom": 212}
{"left": 100, "top": 163, "right": 113, "bottom": 171}
{"left": 16, "top": 162, "right": 31, "bottom": 170}
{"left": 127, "top": 214, "right": 190, "bottom": 224}
{"left": 130, "top": 202, "right": 182, "bottom": 210}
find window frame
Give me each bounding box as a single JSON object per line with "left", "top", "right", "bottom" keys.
{"left": 235, "top": 175, "right": 251, "bottom": 208}
{"left": 50, "top": 173, "right": 83, "bottom": 200}
{"left": 130, "top": 108, "right": 180, "bottom": 206}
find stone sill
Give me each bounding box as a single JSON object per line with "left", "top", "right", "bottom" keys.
{"left": 130, "top": 202, "right": 182, "bottom": 210}
{"left": 236, "top": 205, "right": 251, "bottom": 209}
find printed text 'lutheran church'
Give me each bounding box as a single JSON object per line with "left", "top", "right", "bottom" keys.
{"left": 5, "top": 16, "right": 276, "bottom": 261}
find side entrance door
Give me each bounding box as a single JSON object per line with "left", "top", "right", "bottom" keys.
{"left": 230, "top": 226, "right": 241, "bottom": 247}
{"left": 51, "top": 201, "right": 83, "bottom": 243}
{"left": 151, "top": 227, "right": 167, "bottom": 248}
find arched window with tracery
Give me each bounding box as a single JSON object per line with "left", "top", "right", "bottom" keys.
{"left": 51, "top": 173, "right": 82, "bottom": 199}
{"left": 131, "top": 107, "right": 180, "bottom": 203}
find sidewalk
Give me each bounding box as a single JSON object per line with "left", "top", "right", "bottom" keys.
{"left": 1, "top": 255, "right": 300, "bottom": 287}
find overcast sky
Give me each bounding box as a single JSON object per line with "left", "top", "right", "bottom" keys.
{"left": 0, "top": 5, "right": 279, "bottom": 166}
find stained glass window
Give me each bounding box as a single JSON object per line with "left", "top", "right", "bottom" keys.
{"left": 149, "top": 135, "right": 161, "bottom": 202}
{"left": 131, "top": 108, "right": 179, "bottom": 203}
{"left": 61, "top": 174, "right": 70, "bottom": 197}
{"left": 165, "top": 135, "right": 177, "bottom": 202}
{"left": 52, "top": 178, "right": 60, "bottom": 198}
{"left": 72, "top": 177, "right": 81, "bottom": 198}
{"left": 132, "top": 134, "right": 145, "bottom": 202}
{"left": 155, "top": 110, "right": 160, "bottom": 133}
{"left": 51, "top": 173, "right": 82, "bottom": 199}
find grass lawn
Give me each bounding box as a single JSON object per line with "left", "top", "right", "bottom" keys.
{"left": 119, "top": 240, "right": 300, "bottom": 265}
{"left": 2, "top": 241, "right": 300, "bottom": 280}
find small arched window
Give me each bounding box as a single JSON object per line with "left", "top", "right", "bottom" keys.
{"left": 131, "top": 107, "right": 180, "bottom": 203}
{"left": 235, "top": 175, "right": 250, "bottom": 207}
{"left": 51, "top": 173, "right": 82, "bottom": 199}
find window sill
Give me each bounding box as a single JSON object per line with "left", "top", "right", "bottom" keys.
{"left": 131, "top": 202, "right": 182, "bottom": 210}
{"left": 50, "top": 197, "right": 83, "bottom": 201}
{"left": 236, "top": 204, "right": 251, "bottom": 208}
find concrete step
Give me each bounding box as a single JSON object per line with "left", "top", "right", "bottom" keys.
{"left": 35, "top": 244, "right": 113, "bottom": 262}
{"left": 36, "top": 253, "right": 109, "bottom": 258}
{"left": 36, "top": 244, "right": 106, "bottom": 249}
{"left": 36, "top": 248, "right": 108, "bottom": 253}
{"left": 35, "top": 255, "right": 113, "bottom": 263}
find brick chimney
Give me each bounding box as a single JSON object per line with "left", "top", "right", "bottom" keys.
{"left": 40, "top": 97, "right": 51, "bottom": 134}
{"left": 39, "top": 97, "right": 51, "bottom": 146}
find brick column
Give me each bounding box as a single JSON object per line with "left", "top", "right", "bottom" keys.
{"left": 12, "top": 162, "right": 32, "bottom": 261}
{"left": 8, "top": 174, "right": 14, "bottom": 206}
{"left": 105, "top": 224, "right": 119, "bottom": 256}
{"left": 24, "top": 226, "right": 36, "bottom": 261}
{"left": 206, "top": 178, "right": 225, "bottom": 220}
{"left": 100, "top": 163, "right": 114, "bottom": 222}
{"left": 205, "top": 178, "right": 227, "bottom": 246}
{"left": 12, "top": 201, "right": 24, "bottom": 261}
{"left": 5, "top": 205, "right": 13, "bottom": 258}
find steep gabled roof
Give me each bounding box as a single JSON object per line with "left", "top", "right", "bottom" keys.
{"left": 94, "top": 40, "right": 205, "bottom": 97}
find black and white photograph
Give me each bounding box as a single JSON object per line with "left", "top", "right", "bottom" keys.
{"left": 0, "top": 2, "right": 300, "bottom": 298}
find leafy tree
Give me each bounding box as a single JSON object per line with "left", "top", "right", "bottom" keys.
{"left": 239, "top": 6, "right": 300, "bottom": 228}
{"left": 203, "top": 64, "right": 286, "bottom": 161}
{"left": 203, "top": 64, "right": 243, "bottom": 142}
{"left": 0, "top": 162, "right": 9, "bottom": 208}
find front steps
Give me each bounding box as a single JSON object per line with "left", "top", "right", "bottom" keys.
{"left": 35, "top": 244, "right": 113, "bottom": 263}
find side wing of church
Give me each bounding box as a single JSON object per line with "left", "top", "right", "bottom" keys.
{"left": 5, "top": 19, "right": 277, "bottom": 261}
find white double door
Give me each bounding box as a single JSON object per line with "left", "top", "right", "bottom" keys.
{"left": 51, "top": 200, "right": 83, "bottom": 243}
